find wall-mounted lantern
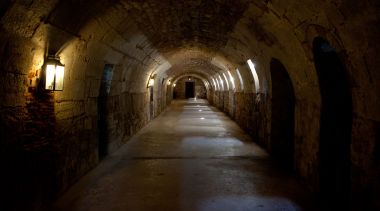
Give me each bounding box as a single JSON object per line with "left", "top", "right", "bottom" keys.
{"left": 167, "top": 80, "right": 171, "bottom": 85}
{"left": 147, "top": 74, "right": 155, "bottom": 88}
{"left": 173, "top": 83, "right": 176, "bottom": 87}
{"left": 44, "top": 56, "right": 65, "bottom": 91}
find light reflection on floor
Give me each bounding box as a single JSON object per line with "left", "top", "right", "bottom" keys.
{"left": 198, "top": 196, "right": 302, "bottom": 211}
{"left": 53, "top": 99, "right": 317, "bottom": 211}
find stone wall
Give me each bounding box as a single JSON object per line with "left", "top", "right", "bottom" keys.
{"left": 0, "top": 24, "right": 59, "bottom": 210}
{"left": 210, "top": 92, "right": 268, "bottom": 144}
{"left": 209, "top": 89, "right": 320, "bottom": 195}
{"left": 0, "top": 2, "right": 169, "bottom": 210}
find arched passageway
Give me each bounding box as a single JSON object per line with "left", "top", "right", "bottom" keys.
{"left": 270, "top": 58, "right": 295, "bottom": 169}
{"left": 313, "top": 37, "right": 352, "bottom": 208}
{"left": 0, "top": 1, "right": 379, "bottom": 210}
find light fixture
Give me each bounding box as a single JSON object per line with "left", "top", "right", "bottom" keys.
{"left": 247, "top": 59, "right": 260, "bottom": 92}
{"left": 218, "top": 75, "right": 224, "bottom": 90}
{"left": 148, "top": 78, "right": 154, "bottom": 87}
{"left": 173, "top": 83, "right": 176, "bottom": 87}
{"left": 212, "top": 77, "right": 218, "bottom": 90}
{"left": 222, "top": 73, "right": 230, "bottom": 90}
{"left": 227, "top": 70, "right": 235, "bottom": 90}
{"left": 167, "top": 80, "right": 171, "bottom": 85}
{"left": 147, "top": 75, "right": 155, "bottom": 88}
{"left": 44, "top": 56, "right": 65, "bottom": 91}
{"left": 236, "top": 68, "right": 244, "bottom": 90}
{"left": 215, "top": 77, "right": 220, "bottom": 90}
{"left": 188, "top": 77, "right": 191, "bottom": 81}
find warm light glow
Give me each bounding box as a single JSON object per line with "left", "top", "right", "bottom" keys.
{"left": 211, "top": 77, "right": 217, "bottom": 91}
{"left": 218, "top": 75, "right": 224, "bottom": 91}
{"left": 204, "top": 80, "right": 210, "bottom": 89}
{"left": 236, "top": 68, "right": 244, "bottom": 91}
{"left": 45, "top": 64, "right": 56, "bottom": 90}
{"left": 173, "top": 83, "right": 176, "bottom": 87}
{"left": 227, "top": 70, "right": 235, "bottom": 90}
{"left": 45, "top": 58, "right": 65, "bottom": 91}
{"left": 55, "top": 65, "right": 64, "bottom": 91}
{"left": 148, "top": 78, "right": 155, "bottom": 87}
{"left": 200, "top": 117, "right": 205, "bottom": 120}
{"left": 167, "top": 80, "right": 171, "bottom": 85}
{"left": 215, "top": 78, "right": 220, "bottom": 90}
{"left": 247, "top": 59, "right": 260, "bottom": 92}
{"left": 222, "top": 73, "right": 230, "bottom": 90}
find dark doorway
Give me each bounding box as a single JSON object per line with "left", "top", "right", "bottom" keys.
{"left": 185, "top": 82, "right": 195, "bottom": 98}
{"left": 150, "top": 86, "right": 154, "bottom": 119}
{"left": 313, "top": 37, "right": 352, "bottom": 209}
{"left": 270, "top": 58, "right": 295, "bottom": 170}
{"left": 98, "top": 64, "right": 114, "bottom": 159}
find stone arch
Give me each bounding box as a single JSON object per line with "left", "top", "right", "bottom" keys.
{"left": 269, "top": 58, "right": 295, "bottom": 169}
{"left": 312, "top": 36, "right": 352, "bottom": 208}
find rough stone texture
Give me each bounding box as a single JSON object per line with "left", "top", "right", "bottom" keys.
{"left": 0, "top": 1, "right": 165, "bottom": 210}
{"left": 212, "top": 92, "right": 268, "bottom": 146}
{"left": 0, "top": 0, "right": 379, "bottom": 210}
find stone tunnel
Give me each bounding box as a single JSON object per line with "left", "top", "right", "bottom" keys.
{"left": 0, "top": 0, "right": 379, "bottom": 210}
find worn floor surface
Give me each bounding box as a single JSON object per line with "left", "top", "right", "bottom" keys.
{"left": 53, "top": 99, "right": 317, "bottom": 211}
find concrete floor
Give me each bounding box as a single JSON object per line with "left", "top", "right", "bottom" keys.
{"left": 53, "top": 99, "right": 317, "bottom": 211}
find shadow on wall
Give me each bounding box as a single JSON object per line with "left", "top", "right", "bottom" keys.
{"left": 0, "top": 0, "right": 11, "bottom": 19}
{"left": 313, "top": 37, "right": 352, "bottom": 209}
{"left": 1, "top": 85, "right": 58, "bottom": 210}
{"left": 269, "top": 58, "right": 295, "bottom": 171}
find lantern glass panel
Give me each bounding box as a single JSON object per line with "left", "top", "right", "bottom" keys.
{"left": 55, "top": 65, "right": 65, "bottom": 91}
{"left": 148, "top": 78, "right": 154, "bottom": 87}
{"left": 45, "top": 64, "right": 56, "bottom": 90}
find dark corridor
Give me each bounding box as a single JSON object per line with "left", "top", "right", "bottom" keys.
{"left": 185, "top": 82, "right": 195, "bottom": 98}
{"left": 0, "top": 1, "right": 379, "bottom": 210}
